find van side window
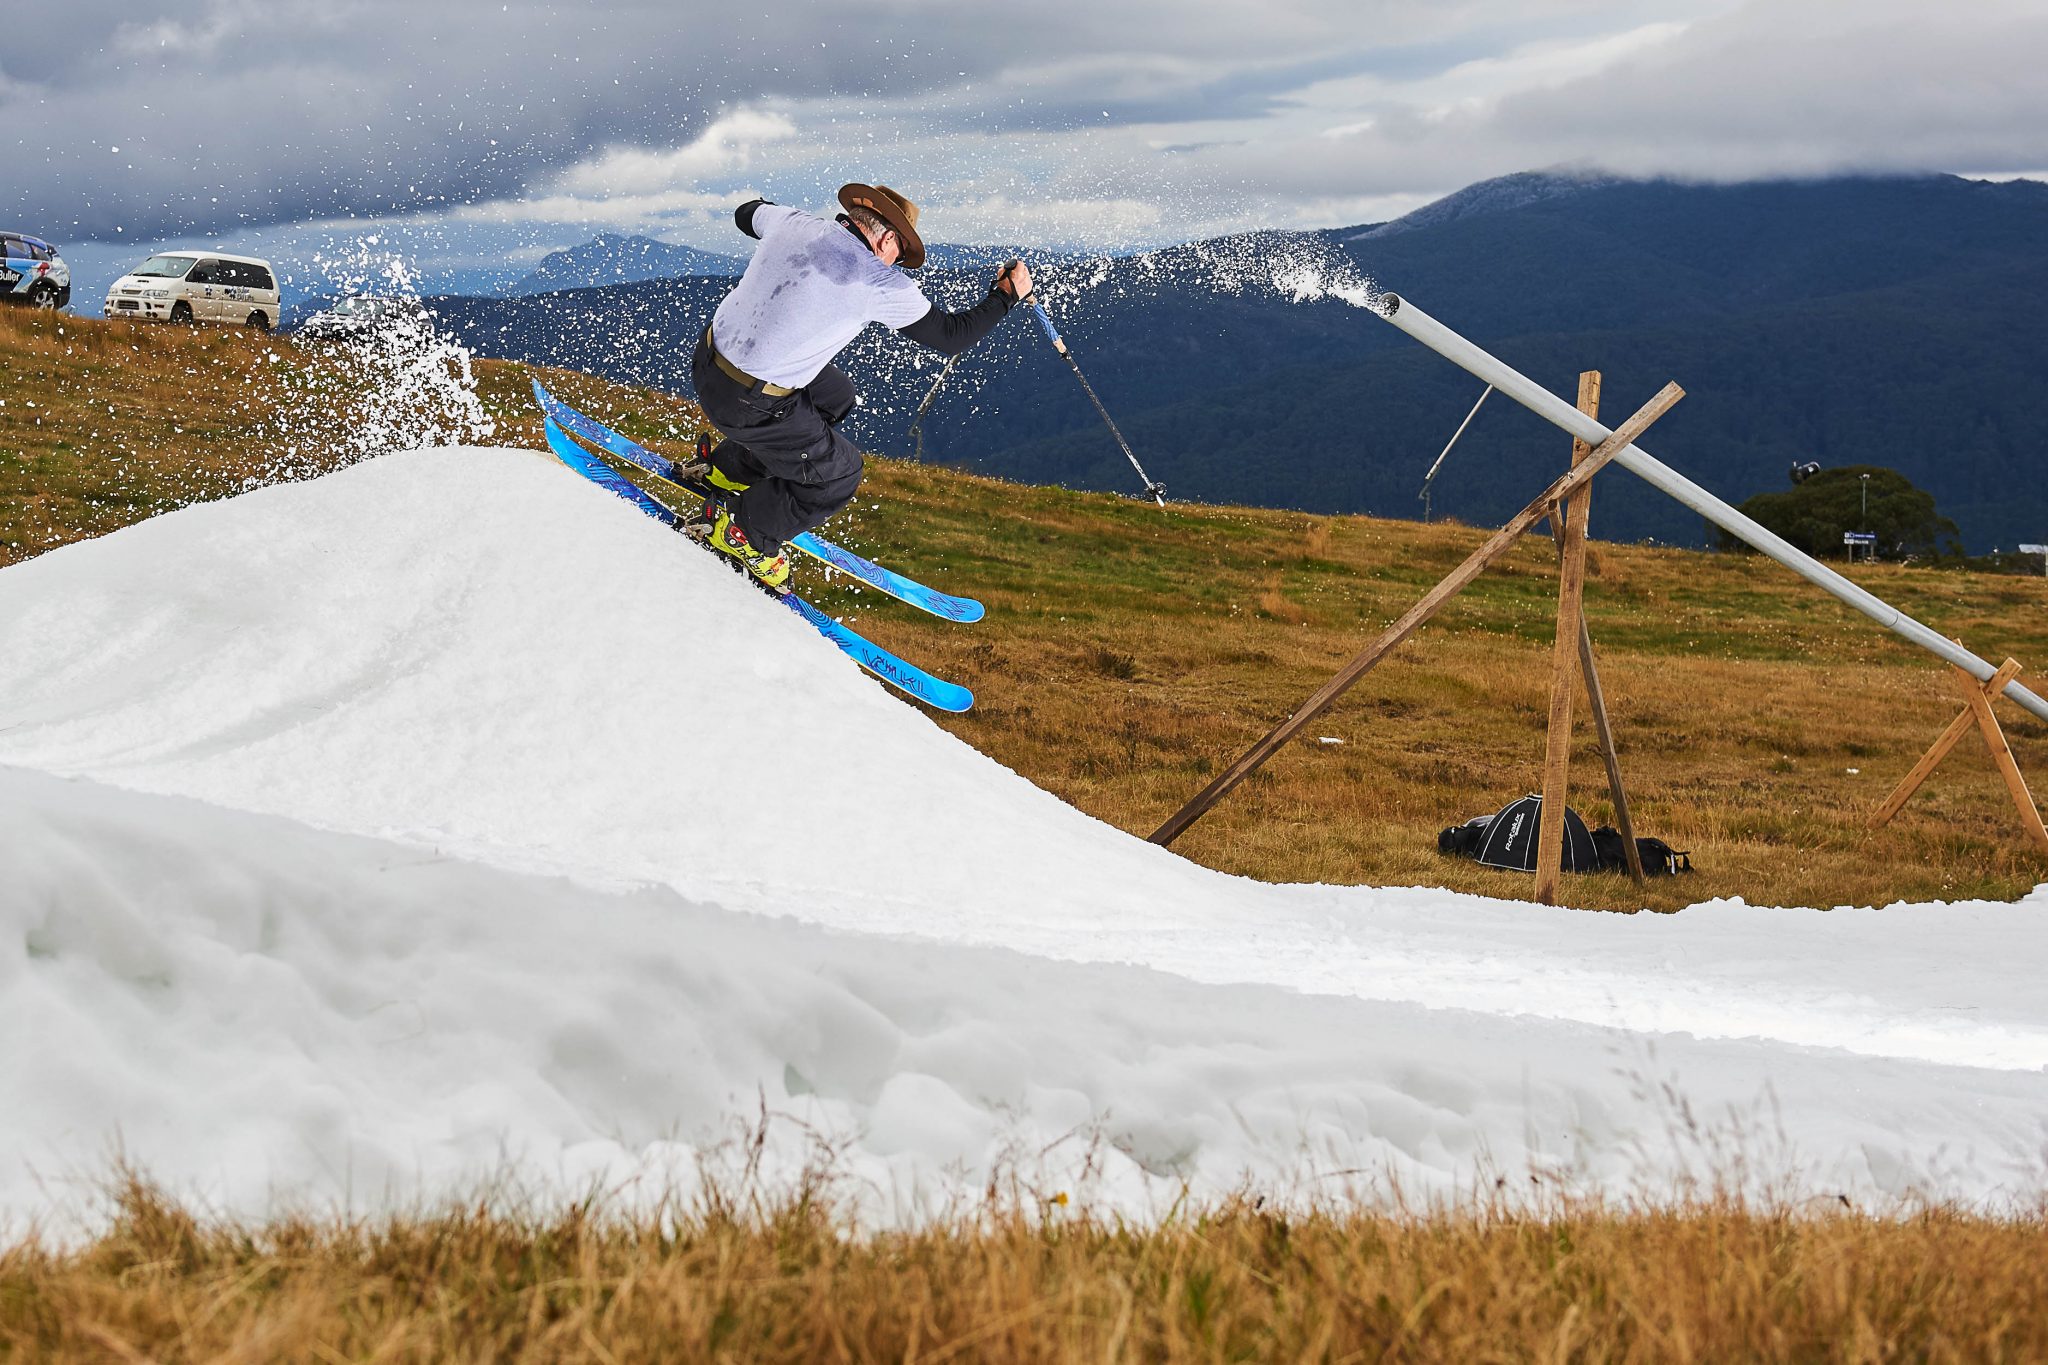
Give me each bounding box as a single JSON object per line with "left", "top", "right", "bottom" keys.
{"left": 189, "top": 259, "right": 222, "bottom": 285}
{"left": 250, "top": 267, "right": 276, "bottom": 292}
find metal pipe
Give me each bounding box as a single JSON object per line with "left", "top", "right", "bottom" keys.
{"left": 1419, "top": 384, "right": 1492, "bottom": 520}
{"left": 1377, "top": 292, "right": 2048, "bottom": 724}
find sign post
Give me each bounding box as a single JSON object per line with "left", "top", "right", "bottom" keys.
{"left": 1843, "top": 530, "right": 1877, "bottom": 563}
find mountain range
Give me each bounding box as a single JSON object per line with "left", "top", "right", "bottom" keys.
{"left": 424, "top": 172, "right": 2048, "bottom": 551}
{"left": 508, "top": 232, "right": 743, "bottom": 293}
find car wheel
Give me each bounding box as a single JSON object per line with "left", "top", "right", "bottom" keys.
{"left": 26, "top": 282, "right": 59, "bottom": 311}
{"left": 245, "top": 311, "right": 272, "bottom": 333}
{"left": 169, "top": 301, "right": 194, "bottom": 324}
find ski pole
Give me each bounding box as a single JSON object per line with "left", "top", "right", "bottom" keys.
{"left": 1022, "top": 292, "right": 1166, "bottom": 507}
{"left": 907, "top": 355, "right": 957, "bottom": 462}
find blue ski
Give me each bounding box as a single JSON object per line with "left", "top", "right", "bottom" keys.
{"left": 543, "top": 415, "right": 973, "bottom": 713}
{"left": 531, "top": 379, "right": 984, "bottom": 624}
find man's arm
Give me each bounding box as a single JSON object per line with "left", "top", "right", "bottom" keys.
{"left": 893, "top": 260, "right": 1034, "bottom": 357}
{"left": 896, "top": 288, "right": 1012, "bottom": 356}
{"left": 734, "top": 198, "right": 771, "bottom": 239}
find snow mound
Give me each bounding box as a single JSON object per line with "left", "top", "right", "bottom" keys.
{"left": 1, "top": 447, "right": 2045, "bottom": 1222}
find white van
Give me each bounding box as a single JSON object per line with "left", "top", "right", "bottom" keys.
{"left": 103, "top": 251, "right": 281, "bottom": 331}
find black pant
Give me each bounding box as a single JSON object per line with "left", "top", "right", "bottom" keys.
{"left": 691, "top": 335, "right": 864, "bottom": 552}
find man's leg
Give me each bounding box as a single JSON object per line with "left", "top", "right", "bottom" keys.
{"left": 690, "top": 340, "right": 865, "bottom": 551}
{"left": 732, "top": 418, "right": 863, "bottom": 550}
{"left": 726, "top": 368, "right": 864, "bottom": 549}
{"left": 705, "top": 437, "right": 767, "bottom": 491}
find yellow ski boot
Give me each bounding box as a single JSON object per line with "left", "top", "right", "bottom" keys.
{"left": 703, "top": 505, "right": 791, "bottom": 591}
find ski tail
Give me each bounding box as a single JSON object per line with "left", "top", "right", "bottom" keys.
{"left": 541, "top": 414, "right": 973, "bottom": 713}
{"left": 531, "top": 379, "right": 985, "bottom": 624}
{"left": 533, "top": 379, "right": 678, "bottom": 479}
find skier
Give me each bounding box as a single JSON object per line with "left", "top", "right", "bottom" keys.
{"left": 684, "top": 182, "right": 1032, "bottom": 588}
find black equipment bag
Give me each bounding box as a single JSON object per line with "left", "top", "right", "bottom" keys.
{"left": 1439, "top": 798, "right": 1693, "bottom": 876}
{"left": 1472, "top": 794, "right": 1597, "bottom": 872}
{"left": 1587, "top": 825, "right": 1693, "bottom": 875}
{"left": 1437, "top": 814, "right": 1492, "bottom": 857}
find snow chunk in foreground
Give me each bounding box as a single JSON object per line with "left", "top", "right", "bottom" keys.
{"left": 6, "top": 766, "right": 2047, "bottom": 1230}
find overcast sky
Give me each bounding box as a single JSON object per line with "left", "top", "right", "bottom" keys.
{"left": 8, "top": 0, "right": 2046, "bottom": 267}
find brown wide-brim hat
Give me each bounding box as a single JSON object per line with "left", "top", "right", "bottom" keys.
{"left": 838, "top": 182, "right": 926, "bottom": 269}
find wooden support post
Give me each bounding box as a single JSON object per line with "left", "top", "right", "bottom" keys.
{"left": 1873, "top": 658, "right": 2023, "bottom": 827}
{"left": 1955, "top": 666, "right": 2048, "bottom": 852}
{"left": 1541, "top": 373, "right": 1647, "bottom": 886}
{"left": 1574, "top": 616, "right": 1646, "bottom": 883}
{"left": 1533, "top": 373, "right": 1601, "bottom": 903}
{"left": 1148, "top": 380, "right": 1685, "bottom": 848}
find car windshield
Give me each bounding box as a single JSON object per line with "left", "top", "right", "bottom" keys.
{"left": 132, "top": 255, "right": 199, "bottom": 278}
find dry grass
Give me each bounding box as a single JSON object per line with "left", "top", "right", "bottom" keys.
{"left": 811, "top": 469, "right": 2048, "bottom": 913}
{"left": 5, "top": 308, "right": 2046, "bottom": 914}
{"left": 4, "top": 1177, "right": 2045, "bottom": 1362}
{"left": 0, "top": 308, "right": 300, "bottom": 559}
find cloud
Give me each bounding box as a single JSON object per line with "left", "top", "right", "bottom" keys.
{"left": 551, "top": 110, "right": 798, "bottom": 196}
{"left": 1490, "top": 0, "right": 2048, "bottom": 180}
{"left": 1136, "top": 0, "right": 2048, "bottom": 208}
{"left": 5, "top": 0, "right": 2043, "bottom": 252}
{"left": 933, "top": 194, "right": 1170, "bottom": 248}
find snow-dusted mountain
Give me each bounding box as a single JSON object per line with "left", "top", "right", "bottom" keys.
{"left": 510, "top": 232, "right": 743, "bottom": 294}
{"left": 1353, "top": 167, "right": 1629, "bottom": 240}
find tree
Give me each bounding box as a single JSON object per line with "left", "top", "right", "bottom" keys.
{"left": 1722, "top": 465, "right": 1961, "bottom": 559}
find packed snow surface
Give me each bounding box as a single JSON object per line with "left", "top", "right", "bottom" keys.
{"left": 2, "top": 448, "right": 2044, "bottom": 1227}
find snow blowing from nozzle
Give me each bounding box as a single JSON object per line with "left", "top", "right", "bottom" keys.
{"left": 834, "top": 229, "right": 1387, "bottom": 440}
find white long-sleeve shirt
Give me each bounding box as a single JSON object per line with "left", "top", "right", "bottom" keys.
{"left": 710, "top": 204, "right": 932, "bottom": 388}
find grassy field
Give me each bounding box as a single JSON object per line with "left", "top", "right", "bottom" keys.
{"left": 5, "top": 306, "right": 2047, "bottom": 1359}
{"left": 5, "top": 306, "right": 2045, "bottom": 912}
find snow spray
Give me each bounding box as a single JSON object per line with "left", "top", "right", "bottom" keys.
{"left": 263, "top": 242, "right": 496, "bottom": 480}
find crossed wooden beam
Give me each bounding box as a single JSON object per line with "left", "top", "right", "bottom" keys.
{"left": 1150, "top": 374, "right": 1684, "bottom": 901}
{"left": 1872, "top": 656, "right": 2048, "bottom": 850}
